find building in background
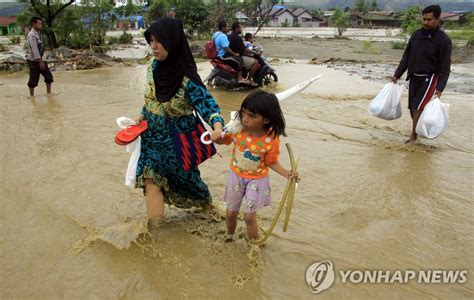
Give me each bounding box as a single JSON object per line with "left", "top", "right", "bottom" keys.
{"left": 0, "top": 1, "right": 26, "bottom": 35}
{"left": 364, "top": 11, "right": 403, "bottom": 28}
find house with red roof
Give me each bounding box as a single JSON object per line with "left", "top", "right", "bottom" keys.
{"left": 0, "top": 2, "right": 26, "bottom": 36}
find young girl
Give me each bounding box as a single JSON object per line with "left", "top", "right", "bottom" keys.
{"left": 244, "top": 33, "right": 254, "bottom": 50}
{"left": 216, "top": 90, "right": 300, "bottom": 240}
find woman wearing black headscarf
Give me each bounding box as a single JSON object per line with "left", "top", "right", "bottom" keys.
{"left": 135, "top": 18, "right": 224, "bottom": 219}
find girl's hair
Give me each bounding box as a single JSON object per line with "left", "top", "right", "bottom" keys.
{"left": 244, "top": 33, "right": 252, "bottom": 41}
{"left": 238, "top": 89, "right": 286, "bottom": 137}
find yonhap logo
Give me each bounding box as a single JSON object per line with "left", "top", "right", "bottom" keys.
{"left": 305, "top": 260, "right": 335, "bottom": 294}
{"left": 305, "top": 259, "right": 468, "bottom": 294}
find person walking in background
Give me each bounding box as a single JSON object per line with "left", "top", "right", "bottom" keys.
{"left": 392, "top": 5, "right": 451, "bottom": 144}
{"left": 26, "top": 17, "right": 53, "bottom": 97}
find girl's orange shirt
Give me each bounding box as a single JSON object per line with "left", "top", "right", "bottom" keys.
{"left": 222, "top": 130, "right": 280, "bottom": 179}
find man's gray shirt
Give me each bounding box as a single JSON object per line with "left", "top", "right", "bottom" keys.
{"left": 26, "top": 28, "right": 43, "bottom": 61}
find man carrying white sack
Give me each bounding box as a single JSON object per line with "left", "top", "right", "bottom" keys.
{"left": 391, "top": 4, "right": 452, "bottom": 144}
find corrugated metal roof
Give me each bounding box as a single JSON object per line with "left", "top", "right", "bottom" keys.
{"left": 0, "top": 3, "right": 27, "bottom": 17}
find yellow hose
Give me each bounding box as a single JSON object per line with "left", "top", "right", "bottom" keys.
{"left": 249, "top": 143, "right": 298, "bottom": 246}
{"left": 283, "top": 157, "right": 298, "bottom": 232}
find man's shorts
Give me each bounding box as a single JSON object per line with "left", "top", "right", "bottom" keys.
{"left": 223, "top": 170, "right": 272, "bottom": 213}
{"left": 408, "top": 74, "right": 438, "bottom": 111}
{"left": 242, "top": 56, "right": 256, "bottom": 70}
{"left": 27, "top": 60, "right": 54, "bottom": 88}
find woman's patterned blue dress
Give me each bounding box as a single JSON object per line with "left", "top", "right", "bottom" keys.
{"left": 136, "top": 58, "right": 224, "bottom": 208}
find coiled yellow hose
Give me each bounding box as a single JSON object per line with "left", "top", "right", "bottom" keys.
{"left": 250, "top": 143, "right": 298, "bottom": 245}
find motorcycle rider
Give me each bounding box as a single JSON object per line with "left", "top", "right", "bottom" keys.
{"left": 213, "top": 20, "right": 255, "bottom": 86}
{"left": 228, "top": 22, "right": 261, "bottom": 84}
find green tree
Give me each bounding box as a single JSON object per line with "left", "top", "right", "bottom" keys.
{"left": 175, "top": 0, "right": 210, "bottom": 36}
{"left": 242, "top": 0, "right": 278, "bottom": 27}
{"left": 464, "top": 12, "right": 474, "bottom": 29}
{"left": 200, "top": 0, "right": 242, "bottom": 36}
{"left": 146, "top": 0, "right": 171, "bottom": 24}
{"left": 331, "top": 7, "right": 349, "bottom": 37}
{"left": 370, "top": 0, "right": 378, "bottom": 11}
{"left": 124, "top": 0, "right": 140, "bottom": 17}
{"left": 82, "top": 0, "right": 114, "bottom": 46}
{"left": 355, "top": 0, "right": 366, "bottom": 12}
{"left": 312, "top": 8, "right": 324, "bottom": 19}
{"left": 20, "top": 0, "right": 76, "bottom": 49}
{"left": 240, "top": 0, "right": 279, "bottom": 36}
{"left": 53, "top": 6, "right": 83, "bottom": 46}
{"left": 401, "top": 6, "right": 422, "bottom": 35}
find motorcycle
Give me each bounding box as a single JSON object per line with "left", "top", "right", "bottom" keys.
{"left": 203, "top": 46, "right": 278, "bottom": 90}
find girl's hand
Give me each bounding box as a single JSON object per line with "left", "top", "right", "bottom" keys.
{"left": 210, "top": 127, "right": 223, "bottom": 142}
{"left": 211, "top": 122, "right": 223, "bottom": 142}
{"left": 289, "top": 171, "right": 300, "bottom": 182}
{"left": 285, "top": 170, "right": 300, "bottom": 182}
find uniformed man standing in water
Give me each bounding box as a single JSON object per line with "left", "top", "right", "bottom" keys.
{"left": 26, "top": 17, "right": 54, "bottom": 97}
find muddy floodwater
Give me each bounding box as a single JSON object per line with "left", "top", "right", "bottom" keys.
{"left": 0, "top": 61, "right": 473, "bottom": 299}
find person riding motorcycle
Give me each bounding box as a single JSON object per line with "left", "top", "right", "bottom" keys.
{"left": 213, "top": 21, "right": 255, "bottom": 86}
{"left": 228, "top": 22, "right": 261, "bottom": 86}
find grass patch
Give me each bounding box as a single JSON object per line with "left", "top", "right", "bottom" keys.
{"left": 9, "top": 35, "right": 20, "bottom": 44}
{"left": 448, "top": 30, "right": 474, "bottom": 41}
{"left": 119, "top": 33, "right": 133, "bottom": 44}
{"left": 107, "top": 36, "right": 119, "bottom": 45}
{"left": 391, "top": 41, "right": 407, "bottom": 50}
{"left": 360, "top": 40, "right": 381, "bottom": 54}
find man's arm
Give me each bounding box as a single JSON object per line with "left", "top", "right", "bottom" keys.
{"left": 435, "top": 37, "right": 452, "bottom": 97}
{"left": 243, "top": 47, "right": 260, "bottom": 57}
{"left": 217, "top": 34, "right": 240, "bottom": 56}
{"left": 224, "top": 47, "right": 240, "bottom": 56}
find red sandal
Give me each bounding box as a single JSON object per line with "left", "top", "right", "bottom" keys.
{"left": 115, "top": 120, "right": 148, "bottom": 145}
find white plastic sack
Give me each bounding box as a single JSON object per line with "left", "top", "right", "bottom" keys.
{"left": 368, "top": 83, "right": 403, "bottom": 120}
{"left": 116, "top": 116, "right": 141, "bottom": 187}
{"left": 415, "top": 97, "right": 450, "bottom": 139}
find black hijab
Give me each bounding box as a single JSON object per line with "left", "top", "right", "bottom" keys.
{"left": 144, "top": 18, "right": 204, "bottom": 102}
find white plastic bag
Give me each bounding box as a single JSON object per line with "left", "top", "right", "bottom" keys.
{"left": 116, "top": 116, "right": 141, "bottom": 187}
{"left": 415, "top": 97, "right": 450, "bottom": 139}
{"left": 368, "top": 83, "right": 403, "bottom": 120}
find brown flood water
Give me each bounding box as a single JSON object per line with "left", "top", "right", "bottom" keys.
{"left": 0, "top": 62, "right": 473, "bottom": 299}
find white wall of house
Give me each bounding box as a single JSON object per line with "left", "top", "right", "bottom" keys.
{"left": 235, "top": 11, "right": 248, "bottom": 23}
{"left": 270, "top": 11, "right": 294, "bottom": 27}
{"left": 297, "top": 11, "right": 313, "bottom": 23}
